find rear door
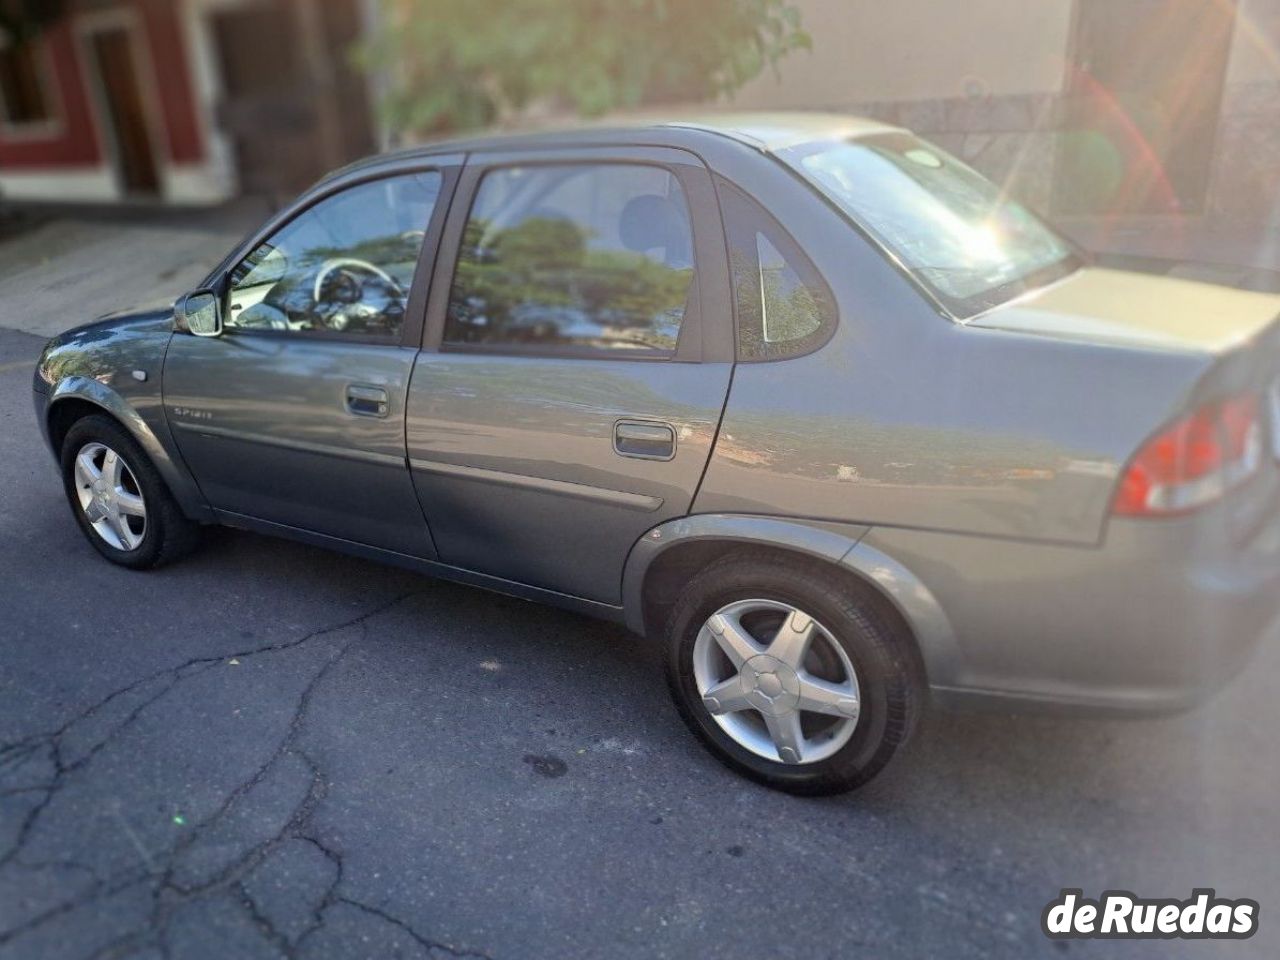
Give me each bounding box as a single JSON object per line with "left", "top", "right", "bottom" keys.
{"left": 164, "top": 160, "right": 460, "bottom": 557}
{"left": 406, "top": 146, "right": 734, "bottom": 603}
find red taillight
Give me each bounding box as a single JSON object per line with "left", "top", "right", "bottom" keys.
{"left": 1113, "top": 394, "right": 1262, "bottom": 517}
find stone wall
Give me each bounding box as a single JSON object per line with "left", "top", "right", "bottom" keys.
{"left": 1209, "top": 81, "right": 1280, "bottom": 223}
{"left": 845, "top": 93, "right": 1062, "bottom": 214}
{"left": 832, "top": 83, "right": 1280, "bottom": 228}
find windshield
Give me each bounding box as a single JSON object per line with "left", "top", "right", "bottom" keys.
{"left": 782, "top": 133, "right": 1081, "bottom": 318}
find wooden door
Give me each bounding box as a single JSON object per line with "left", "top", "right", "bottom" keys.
{"left": 91, "top": 28, "right": 159, "bottom": 196}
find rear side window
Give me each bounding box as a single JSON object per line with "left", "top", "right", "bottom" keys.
{"left": 444, "top": 163, "right": 695, "bottom": 357}
{"left": 719, "top": 180, "right": 836, "bottom": 361}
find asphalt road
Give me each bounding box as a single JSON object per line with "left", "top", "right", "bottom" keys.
{"left": 1, "top": 323, "right": 1277, "bottom": 960}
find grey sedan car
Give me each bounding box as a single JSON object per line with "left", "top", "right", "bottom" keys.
{"left": 33, "top": 114, "right": 1280, "bottom": 794}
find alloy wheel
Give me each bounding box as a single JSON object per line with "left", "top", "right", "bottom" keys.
{"left": 693, "top": 599, "right": 861, "bottom": 765}
{"left": 73, "top": 441, "right": 147, "bottom": 551}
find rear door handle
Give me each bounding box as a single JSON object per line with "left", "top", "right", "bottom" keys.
{"left": 345, "top": 384, "right": 389, "bottom": 418}
{"left": 614, "top": 420, "right": 676, "bottom": 460}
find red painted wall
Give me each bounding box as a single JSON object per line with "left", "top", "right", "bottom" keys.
{"left": 138, "top": 0, "right": 203, "bottom": 163}
{"left": 0, "top": 20, "right": 101, "bottom": 167}
{"left": 0, "top": 0, "right": 204, "bottom": 171}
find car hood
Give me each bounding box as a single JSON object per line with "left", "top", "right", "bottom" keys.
{"left": 36, "top": 305, "right": 176, "bottom": 392}
{"left": 52, "top": 301, "right": 175, "bottom": 342}
{"left": 968, "top": 267, "right": 1280, "bottom": 354}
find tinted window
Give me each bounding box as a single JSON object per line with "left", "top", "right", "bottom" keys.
{"left": 720, "top": 181, "right": 835, "bottom": 361}
{"left": 226, "top": 172, "right": 441, "bottom": 339}
{"left": 444, "top": 164, "right": 695, "bottom": 356}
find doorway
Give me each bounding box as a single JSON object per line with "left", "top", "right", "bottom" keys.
{"left": 1053, "top": 0, "right": 1237, "bottom": 216}
{"left": 86, "top": 25, "right": 160, "bottom": 196}
{"left": 210, "top": 0, "right": 376, "bottom": 199}
{"left": 210, "top": 0, "right": 305, "bottom": 196}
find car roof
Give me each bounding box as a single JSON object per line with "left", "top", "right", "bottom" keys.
{"left": 328, "top": 112, "right": 902, "bottom": 180}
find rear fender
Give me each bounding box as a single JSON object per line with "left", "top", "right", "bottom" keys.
{"left": 621, "top": 513, "right": 960, "bottom": 686}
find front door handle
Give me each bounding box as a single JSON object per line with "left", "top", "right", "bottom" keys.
{"left": 614, "top": 420, "right": 676, "bottom": 460}
{"left": 345, "top": 384, "right": 389, "bottom": 418}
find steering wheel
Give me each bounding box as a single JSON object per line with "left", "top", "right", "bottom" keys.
{"left": 313, "top": 258, "right": 405, "bottom": 330}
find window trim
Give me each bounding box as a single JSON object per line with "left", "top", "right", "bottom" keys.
{"left": 203, "top": 158, "right": 463, "bottom": 349}
{"left": 422, "top": 146, "right": 729, "bottom": 364}
{"left": 713, "top": 175, "right": 839, "bottom": 363}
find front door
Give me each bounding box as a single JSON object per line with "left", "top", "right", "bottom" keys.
{"left": 164, "top": 165, "right": 455, "bottom": 557}
{"left": 407, "top": 149, "right": 734, "bottom": 603}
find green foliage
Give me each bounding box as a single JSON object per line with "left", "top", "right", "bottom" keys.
{"left": 360, "top": 0, "right": 810, "bottom": 134}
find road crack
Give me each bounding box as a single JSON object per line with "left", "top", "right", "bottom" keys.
{"left": 0, "top": 591, "right": 492, "bottom": 959}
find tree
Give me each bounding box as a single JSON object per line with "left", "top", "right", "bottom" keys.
{"left": 361, "top": 0, "right": 809, "bottom": 135}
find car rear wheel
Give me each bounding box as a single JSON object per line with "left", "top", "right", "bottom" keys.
{"left": 60, "top": 414, "right": 200, "bottom": 569}
{"left": 664, "top": 554, "right": 924, "bottom": 795}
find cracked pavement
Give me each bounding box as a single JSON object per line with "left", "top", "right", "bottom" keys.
{"left": 1, "top": 324, "right": 1278, "bottom": 958}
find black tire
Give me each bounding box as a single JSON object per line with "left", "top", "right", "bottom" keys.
{"left": 664, "top": 553, "right": 925, "bottom": 796}
{"left": 60, "top": 414, "right": 200, "bottom": 570}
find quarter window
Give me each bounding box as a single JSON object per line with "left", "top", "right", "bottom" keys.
{"left": 226, "top": 172, "right": 442, "bottom": 339}
{"left": 720, "top": 181, "right": 836, "bottom": 361}
{"left": 444, "top": 164, "right": 696, "bottom": 357}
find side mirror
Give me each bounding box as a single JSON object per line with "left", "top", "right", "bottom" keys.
{"left": 176, "top": 290, "right": 223, "bottom": 338}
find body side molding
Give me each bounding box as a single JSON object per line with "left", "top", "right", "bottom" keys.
{"left": 410, "top": 457, "right": 665, "bottom": 512}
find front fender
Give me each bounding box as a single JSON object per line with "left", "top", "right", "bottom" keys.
{"left": 47, "top": 376, "right": 211, "bottom": 522}
{"left": 621, "top": 513, "right": 960, "bottom": 688}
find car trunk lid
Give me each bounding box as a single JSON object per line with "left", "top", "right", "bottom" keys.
{"left": 973, "top": 267, "right": 1280, "bottom": 545}
{"left": 968, "top": 267, "right": 1280, "bottom": 356}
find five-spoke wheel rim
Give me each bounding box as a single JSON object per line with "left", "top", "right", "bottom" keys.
{"left": 73, "top": 442, "right": 147, "bottom": 551}
{"left": 693, "top": 599, "right": 861, "bottom": 765}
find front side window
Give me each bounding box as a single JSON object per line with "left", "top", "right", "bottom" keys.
{"left": 444, "top": 163, "right": 695, "bottom": 357}
{"left": 226, "top": 172, "right": 442, "bottom": 339}
{"left": 720, "top": 182, "right": 835, "bottom": 361}
{"left": 782, "top": 133, "right": 1080, "bottom": 318}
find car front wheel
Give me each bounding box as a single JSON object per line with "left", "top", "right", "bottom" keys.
{"left": 664, "top": 554, "right": 925, "bottom": 795}
{"left": 60, "top": 414, "right": 200, "bottom": 569}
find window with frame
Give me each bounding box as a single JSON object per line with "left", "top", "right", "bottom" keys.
{"left": 0, "top": 38, "right": 53, "bottom": 125}
{"left": 719, "top": 180, "right": 836, "bottom": 361}
{"left": 225, "top": 172, "right": 442, "bottom": 339}
{"left": 444, "top": 163, "right": 696, "bottom": 357}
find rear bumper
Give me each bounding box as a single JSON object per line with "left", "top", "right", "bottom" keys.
{"left": 861, "top": 488, "right": 1280, "bottom": 715}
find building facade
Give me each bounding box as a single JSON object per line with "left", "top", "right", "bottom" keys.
{"left": 3, "top": 0, "right": 1276, "bottom": 224}
{"left": 732, "top": 0, "right": 1280, "bottom": 225}
{"left": 0, "top": 0, "right": 377, "bottom": 205}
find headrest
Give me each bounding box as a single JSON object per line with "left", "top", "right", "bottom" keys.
{"left": 619, "top": 194, "right": 690, "bottom": 261}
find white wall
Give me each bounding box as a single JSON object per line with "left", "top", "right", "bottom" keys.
{"left": 0, "top": 167, "right": 118, "bottom": 202}
{"left": 178, "top": 0, "right": 243, "bottom": 201}
{"left": 1224, "top": 0, "right": 1280, "bottom": 84}
{"left": 732, "top": 0, "right": 1075, "bottom": 108}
